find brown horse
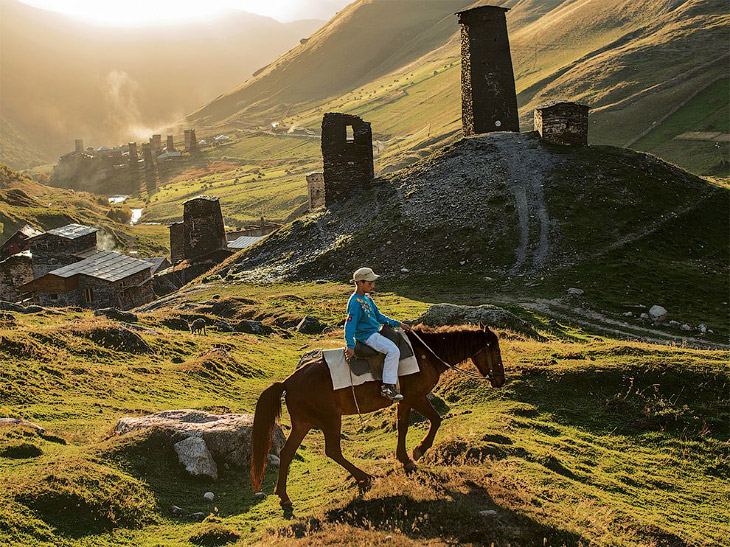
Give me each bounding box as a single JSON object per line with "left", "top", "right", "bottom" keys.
{"left": 251, "top": 324, "right": 505, "bottom": 506}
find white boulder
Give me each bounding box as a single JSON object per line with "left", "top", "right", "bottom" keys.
{"left": 567, "top": 288, "right": 584, "bottom": 296}
{"left": 649, "top": 305, "right": 667, "bottom": 321}
{"left": 174, "top": 437, "right": 218, "bottom": 479}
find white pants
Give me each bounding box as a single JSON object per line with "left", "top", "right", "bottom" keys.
{"left": 364, "top": 332, "right": 400, "bottom": 385}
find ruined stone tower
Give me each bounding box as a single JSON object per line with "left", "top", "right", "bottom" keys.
{"left": 74, "top": 139, "right": 84, "bottom": 154}
{"left": 142, "top": 143, "right": 158, "bottom": 194}
{"left": 150, "top": 134, "right": 162, "bottom": 153}
{"left": 184, "top": 129, "right": 198, "bottom": 153}
{"left": 457, "top": 6, "right": 519, "bottom": 135}
{"left": 166, "top": 135, "right": 176, "bottom": 152}
{"left": 321, "top": 113, "right": 374, "bottom": 206}
{"left": 182, "top": 196, "right": 227, "bottom": 260}
{"left": 534, "top": 101, "right": 590, "bottom": 146}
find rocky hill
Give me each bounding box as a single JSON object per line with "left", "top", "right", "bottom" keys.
{"left": 219, "top": 133, "right": 729, "bottom": 336}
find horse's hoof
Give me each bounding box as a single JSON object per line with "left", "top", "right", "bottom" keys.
{"left": 357, "top": 476, "right": 373, "bottom": 492}
{"left": 404, "top": 461, "right": 418, "bottom": 474}
{"left": 413, "top": 447, "right": 424, "bottom": 461}
{"left": 279, "top": 498, "right": 293, "bottom": 507}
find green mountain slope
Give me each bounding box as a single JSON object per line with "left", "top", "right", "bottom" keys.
{"left": 189, "top": 0, "right": 728, "bottom": 175}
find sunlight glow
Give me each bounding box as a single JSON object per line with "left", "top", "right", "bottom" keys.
{"left": 17, "top": 0, "right": 346, "bottom": 26}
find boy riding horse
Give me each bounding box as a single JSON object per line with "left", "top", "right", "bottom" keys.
{"left": 344, "top": 267, "right": 411, "bottom": 401}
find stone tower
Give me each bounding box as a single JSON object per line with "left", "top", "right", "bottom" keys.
{"left": 74, "top": 139, "right": 84, "bottom": 154}
{"left": 182, "top": 196, "right": 227, "bottom": 260}
{"left": 321, "top": 113, "right": 374, "bottom": 206}
{"left": 166, "top": 135, "right": 175, "bottom": 152}
{"left": 457, "top": 6, "right": 519, "bottom": 135}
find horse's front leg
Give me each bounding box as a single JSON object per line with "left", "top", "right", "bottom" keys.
{"left": 396, "top": 402, "right": 417, "bottom": 472}
{"left": 411, "top": 396, "right": 442, "bottom": 461}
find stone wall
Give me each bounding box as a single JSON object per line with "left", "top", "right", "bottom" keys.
{"left": 321, "top": 113, "right": 374, "bottom": 206}
{"left": 458, "top": 6, "right": 519, "bottom": 135}
{"left": 183, "top": 196, "right": 227, "bottom": 260}
{"left": 534, "top": 102, "right": 590, "bottom": 146}
{"left": 306, "top": 172, "right": 325, "bottom": 210}
{"left": 0, "top": 253, "right": 33, "bottom": 302}
{"left": 29, "top": 231, "right": 97, "bottom": 278}
{"left": 169, "top": 222, "right": 185, "bottom": 264}
{"left": 37, "top": 269, "right": 153, "bottom": 310}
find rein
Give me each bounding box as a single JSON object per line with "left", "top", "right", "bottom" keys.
{"left": 409, "top": 330, "right": 495, "bottom": 381}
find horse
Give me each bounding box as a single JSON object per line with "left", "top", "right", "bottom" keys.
{"left": 250, "top": 323, "right": 505, "bottom": 507}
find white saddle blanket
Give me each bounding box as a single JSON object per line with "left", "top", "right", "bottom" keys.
{"left": 323, "top": 332, "right": 420, "bottom": 390}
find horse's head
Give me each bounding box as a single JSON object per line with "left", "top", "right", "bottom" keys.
{"left": 471, "top": 324, "right": 505, "bottom": 388}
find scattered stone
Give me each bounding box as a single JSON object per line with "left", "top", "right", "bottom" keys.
{"left": 698, "top": 324, "right": 707, "bottom": 334}
{"left": 94, "top": 307, "right": 138, "bottom": 322}
{"left": 623, "top": 312, "right": 633, "bottom": 317}
{"left": 203, "top": 492, "right": 215, "bottom": 502}
{"left": 171, "top": 505, "right": 185, "bottom": 516}
{"left": 680, "top": 324, "right": 691, "bottom": 331}
{"left": 483, "top": 276, "right": 493, "bottom": 282}
{"left": 649, "top": 305, "right": 667, "bottom": 321}
{"left": 0, "top": 301, "right": 24, "bottom": 313}
{"left": 213, "top": 320, "right": 235, "bottom": 332}
{"left": 668, "top": 320, "right": 681, "bottom": 328}
{"left": 253, "top": 492, "right": 266, "bottom": 500}
{"left": 400, "top": 267, "right": 410, "bottom": 273}
{"left": 296, "top": 315, "right": 323, "bottom": 335}
{"left": 567, "top": 288, "right": 584, "bottom": 296}
{"left": 189, "top": 512, "right": 207, "bottom": 521}
{"left": 235, "top": 320, "right": 271, "bottom": 335}
{"left": 479, "top": 509, "right": 498, "bottom": 517}
{"left": 640, "top": 313, "right": 649, "bottom": 320}
{"left": 268, "top": 454, "right": 280, "bottom": 467}
{"left": 321, "top": 326, "right": 336, "bottom": 334}
{"left": 174, "top": 437, "right": 218, "bottom": 479}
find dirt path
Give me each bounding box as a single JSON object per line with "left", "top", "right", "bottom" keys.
{"left": 495, "top": 296, "right": 729, "bottom": 350}
{"left": 495, "top": 134, "right": 559, "bottom": 275}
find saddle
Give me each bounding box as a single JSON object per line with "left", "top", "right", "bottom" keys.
{"left": 350, "top": 324, "right": 414, "bottom": 378}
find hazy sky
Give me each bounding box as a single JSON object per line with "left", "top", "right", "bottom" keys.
{"left": 17, "top": 0, "right": 352, "bottom": 25}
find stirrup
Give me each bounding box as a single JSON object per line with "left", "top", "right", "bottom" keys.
{"left": 380, "top": 384, "right": 403, "bottom": 401}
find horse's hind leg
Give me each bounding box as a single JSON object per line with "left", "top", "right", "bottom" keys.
{"left": 322, "top": 416, "right": 371, "bottom": 485}
{"left": 411, "top": 396, "right": 442, "bottom": 461}
{"left": 396, "top": 403, "right": 417, "bottom": 472}
{"left": 275, "top": 422, "right": 310, "bottom": 507}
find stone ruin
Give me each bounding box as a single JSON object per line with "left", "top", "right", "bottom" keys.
{"left": 457, "top": 5, "right": 519, "bottom": 135}
{"left": 168, "top": 196, "right": 228, "bottom": 264}
{"left": 306, "top": 172, "right": 325, "bottom": 210}
{"left": 184, "top": 129, "right": 199, "bottom": 153}
{"left": 534, "top": 101, "right": 590, "bottom": 146}
{"left": 166, "top": 135, "right": 176, "bottom": 152}
{"left": 321, "top": 113, "right": 374, "bottom": 206}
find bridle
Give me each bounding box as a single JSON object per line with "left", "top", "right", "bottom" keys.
{"left": 409, "top": 330, "right": 502, "bottom": 382}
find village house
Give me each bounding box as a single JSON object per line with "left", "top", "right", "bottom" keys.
{"left": 8, "top": 223, "right": 156, "bottom": 310}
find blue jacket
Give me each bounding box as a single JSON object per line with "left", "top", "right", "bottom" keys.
{"left": 344, "top": 292, "right": 399, "bottom": 348}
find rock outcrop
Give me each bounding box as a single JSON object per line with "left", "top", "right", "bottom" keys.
{"left": 416, "top": 303, "right": 542, "bottom": 340}
{"left": 116, "top": 409, "right": 285, "bottom": 480}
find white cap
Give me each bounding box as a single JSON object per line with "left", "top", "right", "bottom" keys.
{"left": 351, "top": 267, "right": 380, "bottom": 283}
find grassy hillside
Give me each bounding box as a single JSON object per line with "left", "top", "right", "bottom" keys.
{"left": 0, "top": 164, "right": 167, "bottom": 257}
{"left": 0, "top": 118, "right": 50, "bottom": 171}
{"left": 0, "top": 281, "right": 727, "bottom": 545}
{"left": 631, "top": 78, "right": 729, "bottom": 177}
{"left": 189, "top": 0, "right": 728, "bottom": 176}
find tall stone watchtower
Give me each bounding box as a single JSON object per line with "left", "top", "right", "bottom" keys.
{"left": 457, "top": 6, "right": 519, "bottom": 135}
{"left": 321, "top": 113, "right": 374, "bottom": 206}
{"left": 182, "top": 196, "right": 227, "bottom": 260}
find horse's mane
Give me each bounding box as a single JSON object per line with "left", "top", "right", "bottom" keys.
{"left": 409, "top": 324, "right": 497, "bottom": 365}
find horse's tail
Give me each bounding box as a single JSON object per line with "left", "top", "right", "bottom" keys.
{"left": 250, "top": 381, "right": 286, "bottom": 493}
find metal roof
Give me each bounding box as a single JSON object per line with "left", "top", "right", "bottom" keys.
{"left": 46, "top": 224, "right": 98, "bottom": 239}
{"left": 227, "top": 236, "right": 263, "bottom": 250}
{"left": 48, "top": 250, "right": 152, "bottom": 282}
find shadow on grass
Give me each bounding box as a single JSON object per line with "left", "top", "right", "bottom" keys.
{"left": 278, "top": 471, "right": 585, "bottom": 544}
{"left": 505, "top": 362, "right": 729, "bottom": 442}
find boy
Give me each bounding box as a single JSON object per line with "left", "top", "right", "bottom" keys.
{"left": 344, "top": 267, "right": 411, "bottom": 401}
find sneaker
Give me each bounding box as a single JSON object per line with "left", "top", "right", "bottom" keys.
{"left": 380, "top": 384, "right": 404, "bottom": 401}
